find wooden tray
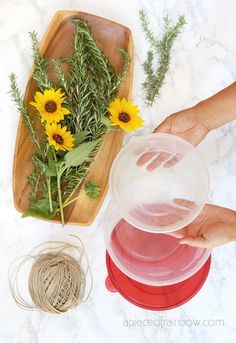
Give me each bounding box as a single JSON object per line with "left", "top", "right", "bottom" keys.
{"left": 13, "top": 10, "right": 133, "bottom": 225}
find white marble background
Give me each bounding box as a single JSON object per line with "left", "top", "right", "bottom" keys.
{"left": 1, "top": 0, "right": 236, "bottom": 342}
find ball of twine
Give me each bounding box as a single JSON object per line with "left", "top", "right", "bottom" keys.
{"left": 28, "top": 252, "right": 84, "bottom": 314}
{"left": 9, "top": 236, "right": 92, "bottom": 314}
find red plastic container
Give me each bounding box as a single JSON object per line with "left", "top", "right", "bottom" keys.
{"left": 104, "top": 204, "right": 211, "bottom": 310}
{"left": 106, "top": 252, "right": 211, "bottom": 311}
{"left": 104, "top": 133, "right": 211, "bottom": 310}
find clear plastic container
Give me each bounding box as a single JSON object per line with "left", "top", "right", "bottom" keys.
{"left": 104, "top": 202, "right": 211, "bottom": 286}
{"left": 109, "top": 133, "right": 209, "bottom": 233}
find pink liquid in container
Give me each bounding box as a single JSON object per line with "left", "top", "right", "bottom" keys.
{"left": 106, "top": 211, "right": 210, "bottom": 286}
{"left": 105, "top": 134, "right": 210, "bottom": 286}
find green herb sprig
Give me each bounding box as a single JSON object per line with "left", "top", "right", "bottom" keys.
{"left": 139, "top": 9, "right": 186, "bottom": 106}
{"left": 29, "top": 31, "right": 53, "bottom": 90}
{"left": 84, "top": 181, "right": 100, "bottom": 199}
{"left": 10, "top": 19, "right": 130, "bottom": 225}
{"left": 9, "top": 74, "right": 42, "bottom": 152}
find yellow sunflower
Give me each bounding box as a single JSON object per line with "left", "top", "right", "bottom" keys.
{"left": 45, "top": 123, "right": 75, "bottom": 151}
{"left": 30, "top": 88, "right": 70, "bottom": 124}
{"left": 108, "top": 97, "right": 144, "bottom": 131}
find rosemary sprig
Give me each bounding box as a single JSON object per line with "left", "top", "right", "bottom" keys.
{"left": 10, "top": 18, "right": 130, "bottom": 224}
{"left": 51, "top": 59, "right": 70, "bottom": 94}
{"left": 9, "top": 74, "right": 42, "bottom": 152}
{"left": 139, "top": 9, "right": 186, "bottom": 106}
{"left": 116, "top": 48, "right": 130, "bottom": 86}
{"left": 29, "top": 31, "right": 53, "bottom": 90}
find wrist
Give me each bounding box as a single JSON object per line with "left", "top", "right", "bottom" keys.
{"left": 191, "top": 101, "right": 213, "bottom": 131}
{"left": 229, "top": 211, "right": 236, "bottom": 241}
{"left": 193, "top": 83, "right": 236, "bottom": 131}
{"left": 230, "top": 211, "right": 236, "bottom": 241}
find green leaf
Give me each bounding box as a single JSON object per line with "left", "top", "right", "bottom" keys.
{"left": 47, "top": 148, "right": 54, "bottom": 161}
{"left": 45, "top": 167, "right": 56, "bottom": 177}
{"left": 22, "top": 199, "right": 58, "bottom": 219}
{"left": 74, "top": 131, "right": 88, "bottom": 146}
{"left": 64, "top": 140, "right": 99, "bottom": 168}
{"left": 84, "top": 180, "right": 100, "bottom": 199}
{"left": 45, "top": 158, "right": 57, "bottom": 177}
{"left": 101, "top": 116, "right": 111, "bottom": 128}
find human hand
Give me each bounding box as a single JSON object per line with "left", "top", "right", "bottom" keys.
{"left": 169, "top": 200, "right": 236, "bottom": 248}
{"left": 154, "top": 106, "right": 210, "bottom": 146}
{"left": 137, "top": 106, "right": 210, "bottom": 171}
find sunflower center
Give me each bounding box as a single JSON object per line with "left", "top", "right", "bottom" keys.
{"left": 45, "top": 100, "right": 57, "bottom": 113}
{"left": 118, "top": 112, "right": 130, "bottom": 123}
{"left": 53, "top": 134, "right": 64, "bottom": 145}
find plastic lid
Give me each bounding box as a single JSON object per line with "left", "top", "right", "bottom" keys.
{"left": 109, "top": 133, "right": 209, "bottom": 233}
{"left": 104, "top": 202, "right": 211, "bottom": 286}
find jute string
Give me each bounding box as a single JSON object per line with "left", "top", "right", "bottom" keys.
{"left": 9, "top": 235, "right": 92, "bottom": 314}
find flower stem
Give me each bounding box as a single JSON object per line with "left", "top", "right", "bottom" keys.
{"left": 57, "top": 170, "right": 64, "bottom": 226}
{"left": 52, "top": 150, "right": 65, "bottom": 226}
{"left": 63, "top": 194, "right": 81, "bottom": 208}
{"left": 47, "top": 177, "right": 53, "bottom": 213}
{"left": 62, "top": 179, "right": 84, "bottom": 208}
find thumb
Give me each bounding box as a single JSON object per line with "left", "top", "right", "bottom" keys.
{"left": 153, "top": 120, "right": 169, "bottom": 133}
{"left": 179, "top": 236, "right": 210, "bottom": 248}
{"left": 166, "top": 228, "right": 186, "bottom": 238}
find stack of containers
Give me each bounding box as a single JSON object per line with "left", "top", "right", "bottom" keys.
{"left": 104, "top": 133, "right": 211, "bottom": 310}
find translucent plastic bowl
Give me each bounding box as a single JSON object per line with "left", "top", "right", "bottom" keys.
{"left": 109, "top": 133, "right": 209, "bottom": 233}
{"left": 104, "top": 202, "right": 211, "bottom": 286}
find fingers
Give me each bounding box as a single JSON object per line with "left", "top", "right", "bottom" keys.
{"left": 163, "top": 153, "right": 182, "bottom": 168}
{"left": 153, "top": 214, "right": 180, "bottom": 226}
{"left": 146, "top": 152, "right": 172, "bottom": 171}
{"left": 157, "top": 204, "right": 189, "bottom": 218}
{"left": 131, "top": 209, "right": 180, "bottom": 227}
{"left": 136, "top": 149, "right": 182, "bottom": 171}
{"left": 136, "top": 149, "right": 173, "bottom": 170}
{"left": 142, "top": 203, "right": 190, "bottom": 218}
{"left": 179, "top": 236, "right": 210, "bottom": 248}
{"left": 136, "top": 150, "right": 159, "bottom": 166}
{"left": 167, "top": 232, "right": 183, "bottom": 238}
{"left": 153, "top": 119, "right": 170, "bottom": 133}
{"left": 136, "top": 119, "right": 172, "bottom": 169}
{"left": 136, "top": 119, "right": 181, "bottom": 170}
{"left": 167, "top": 228, "right": 187, "bottom": 238}
{"left": 135, "top": 200, "right": 194, "bottom": 229}
{"left": 173, "top": 198, "right": 195, "bottom": 209}
{"left": 132, "top": 202, "right": 191, "bottom": 227}
{"left": 132, "top": 211, "right": 179, "bottom": 227}
{"left": 153, "top": 126, "right": 163, "bottom": 133}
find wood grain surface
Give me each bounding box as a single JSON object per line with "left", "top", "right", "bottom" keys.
{"left": 12, "top": 10, "right": 133, "bottom": 225}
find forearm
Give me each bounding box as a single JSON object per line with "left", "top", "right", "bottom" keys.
{"left": 194, "top": 82, "right": 236, "bottom": 130}
{"left": 230, "top": 210, "right": 236, "bottom": 242}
